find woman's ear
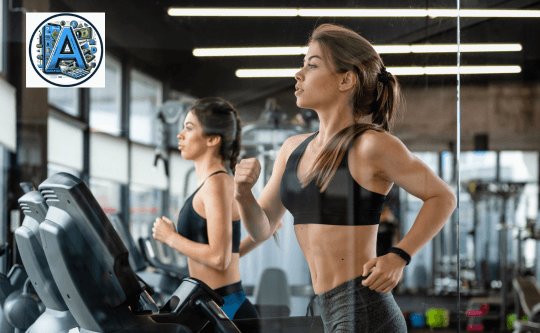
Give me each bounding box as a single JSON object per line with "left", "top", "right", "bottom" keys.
{"left": 206, "top": 135, "right": 222, "bottom": 147}
{"left": 338, "top": 71, "right": 357, "bottom": 92}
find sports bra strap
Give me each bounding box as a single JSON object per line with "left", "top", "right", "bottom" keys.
{"left": 195, "top": 170, "right": 228, "bottom": 192}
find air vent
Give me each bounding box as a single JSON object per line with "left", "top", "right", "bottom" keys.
{"left": 18, "top": 203, "right": 32, "bottom": 215}
{"left": 40, "top": 189, "right": 59, "bottom": 203}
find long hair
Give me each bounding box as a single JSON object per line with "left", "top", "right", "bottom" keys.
{"left": 190, "top": 97, "right": 242, "bottom": 172}
{"left": 301, "top": 24, "right": 403, "bottom": 191}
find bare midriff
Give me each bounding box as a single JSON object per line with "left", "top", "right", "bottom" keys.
{"left": 294, "top": 223, "right": 378, "bottom": 294}
{"left": 187, "top": 254, "right": 241, "bottom": 290}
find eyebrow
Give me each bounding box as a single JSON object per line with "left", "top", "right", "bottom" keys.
{"left": 303, "top": 55, "right": 322, "bottom": 62}
{"left": 184, "top": 121, "right": 194, "bottom": 126}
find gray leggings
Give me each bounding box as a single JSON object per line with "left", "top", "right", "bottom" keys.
{"left": 316, "top": 276, "right": 407, "bottom": 333}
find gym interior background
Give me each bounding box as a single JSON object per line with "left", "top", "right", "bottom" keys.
{"left": 0, "top": 0, "right": 539, "bottom": 332}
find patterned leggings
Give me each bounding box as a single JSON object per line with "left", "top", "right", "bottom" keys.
{"left": 316, "top": 276, "right": 407, "bottom": 333}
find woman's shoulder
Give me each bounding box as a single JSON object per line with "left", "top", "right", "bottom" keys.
{"left": 351, "top": 129, "right": 408, "bottom": 159}
{"left": 281, "top": 132, "right": 315, "bottom": 155}
{"left": 202, "top": 171, "right": 234, "bottom": 194}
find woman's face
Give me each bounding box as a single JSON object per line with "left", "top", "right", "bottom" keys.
{"left": 294, "top": 41, "right": 342, "bottom": 110}
{"left": 177, "top": 111, "right": 207, "bottom": 161}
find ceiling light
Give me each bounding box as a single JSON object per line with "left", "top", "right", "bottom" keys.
{"left": 193, "top": 47, "right": 308, "bottom": 57}
{"left": 193, "top": 44, "right": 522, "bottom": 57}
{"left": 236, "top": 69, "right": 298, "bottom": 78}
{"left": 168, "top": 7, "right": 540, "bottom": 18}
{"left": 167, "top": 8, "right": 297, "bottom": 17}
{"left": 235, "top": 65, "right": 522, "bottom": 78}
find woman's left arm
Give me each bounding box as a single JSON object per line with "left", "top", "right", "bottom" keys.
{"left": 360, "top": 131, "right": 457, "bottom": 292}
{"left": 153, "top": 175, "right": 234, "bottom": 270}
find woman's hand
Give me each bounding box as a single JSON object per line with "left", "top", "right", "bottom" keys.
{"left": 152, "top": 216, "right": 176, "bottom": 246}
{"left": 361, "top": 253, "right": 406, "bottom": 293}
{"left": 234, "top": 158, "right": 261, "bottom": 199}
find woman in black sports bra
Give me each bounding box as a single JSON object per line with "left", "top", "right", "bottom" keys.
{"left": 152, "top": 97, "right": 258, "bottom": 320}
{"left": 234, "top": 24, "right": 456, "bottom": 332}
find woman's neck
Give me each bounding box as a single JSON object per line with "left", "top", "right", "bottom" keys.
{"left": 193, "top": 154, "right": 226, "bottom": 182}
{"left": 313, "top": 104, "right": 356, "bottom": 147}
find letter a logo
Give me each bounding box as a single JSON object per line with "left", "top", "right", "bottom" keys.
{"left": 26, "top": 12, "right": 105, "bottom": 87}
{"left": 44, "top": 26, "right": 87, "bottom": 74}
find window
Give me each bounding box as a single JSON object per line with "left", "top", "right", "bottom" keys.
{"left": 48, "top": 88, "right": 80, "bottom": 116}
{"left": 168, "top": 151, "right": 195, "bottom": 217}
{"left": 129, "top": 184, "right": 162, "bottom": 243}
{"left": 90, "top": 132, "right": 128, "bottom": 184}
{"left": 90, "top": 55, "right": 122, "bottom": 135}
{"left": 47, "top": 115, "right": 83, "bottom": 173}
{"left": 460, "top": 151, "right": 498, "bottom": 181}
{"left": 90, "top": 178, "right": 121, "bottom": 215}
{"left": 129, "top": 69, "right": 162, "bottom": 144}
{"left": 47, "top": 162, "right": 80, "bottom": 178}
{"left": 0, "top": 78, "right": 16, "bottom": 152}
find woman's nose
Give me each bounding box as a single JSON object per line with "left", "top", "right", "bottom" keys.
{"left": 295, "top": 68, "right": 303, "bottom": 81}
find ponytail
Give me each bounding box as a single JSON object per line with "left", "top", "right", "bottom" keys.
{"left": 229, "top": 111, "right": 242, "bottom": 173}
{"left": 370, "top": 68, "right": 401, "bottom": 131}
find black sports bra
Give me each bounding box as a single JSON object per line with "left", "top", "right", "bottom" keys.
{"left": 176, "top": 171, "right": 241, "bottom": 253}
{"left": 280, "top": 132, "right": 386, "bottom": 226}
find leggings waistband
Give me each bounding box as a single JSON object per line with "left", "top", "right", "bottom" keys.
{"left": 318, "top": 275, "right": 364, "bottom": 297}
{"left": 214, "top": 281, "right": 243, "bottom": 297}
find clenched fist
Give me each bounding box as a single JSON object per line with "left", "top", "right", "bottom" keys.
{"left": 152, "top": 216, "right": 175, "bottom": 246}
{"left": 234, "top": 158, "right": 261, "bottom": 199}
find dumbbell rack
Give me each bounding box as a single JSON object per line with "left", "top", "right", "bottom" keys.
{"left": 465, "top": 180, "right": 526, "bottom": 332}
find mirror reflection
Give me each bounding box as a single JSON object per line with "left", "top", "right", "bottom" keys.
{"left": 458, "top": 3, "right": 540, "bottom": 333}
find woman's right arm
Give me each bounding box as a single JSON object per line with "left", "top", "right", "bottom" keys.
{"left": 234, "top": 137, "right": 295, "bottom": 242}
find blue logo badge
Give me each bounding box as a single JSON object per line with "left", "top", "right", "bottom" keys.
{"left": 27, "top": 13, "right": 105, "bottom": 87}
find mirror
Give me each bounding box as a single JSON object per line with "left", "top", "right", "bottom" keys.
{"left": 458, "top": 3, "right": 540, "bottom": 333}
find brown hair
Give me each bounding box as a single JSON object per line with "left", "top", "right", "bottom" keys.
{"left": 190, "top": 97, "right": 242, "bottom": 172}
{"left": 301, "top": 24, "right": 403, "bottom": 191}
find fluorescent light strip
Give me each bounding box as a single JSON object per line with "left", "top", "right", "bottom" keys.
{"left": 169, "top": 7, "right": 540, "bottom": 18}
{"left": 193, "top": 44, "right": 522, "bottom": 57}
{"left": 384, "top": 43, "right": 522, "bottom": 54}
{"left": 167, "top": 8, "right": 297, "bottom": 17}
{"left": 235, "top": 66, "right": 522, "bottom": 78}
{"left": 193, "top": 46, "right": 308, "bottom": 57}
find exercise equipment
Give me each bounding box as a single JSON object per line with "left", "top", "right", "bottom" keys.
{"left": 153, "top": 277, "right": 240, "bottom": 333}
{"left": 3, "top": 279, "right": 42, "bottom": 330}
{"left": 0, "top": 263, "right": 30, "bottom": 332}
{"left": 23, "top": 172, "right": 326, "bottom": 332}
{"left": 37, "top": 172, "right": 192, "bottom": 332}
{"left": 409, "top": 312, "right": 425, "bottom": 328}
{"left": 425, "top": 307, "right": 450, "bottom": 328}
{"left": 466, "top": 302, "right": 490, "bottom": 332}
{"left": 14, "top": 190, "right": 78, "bottom": 332}
{"left": 465, "top": 180, "right": 526, "bottom": 331}
{"left": 109, "top": 214, "right": 185, "bottom": 304}
{"left": 512, "top": 275, "right": 540, "bottom": 332}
